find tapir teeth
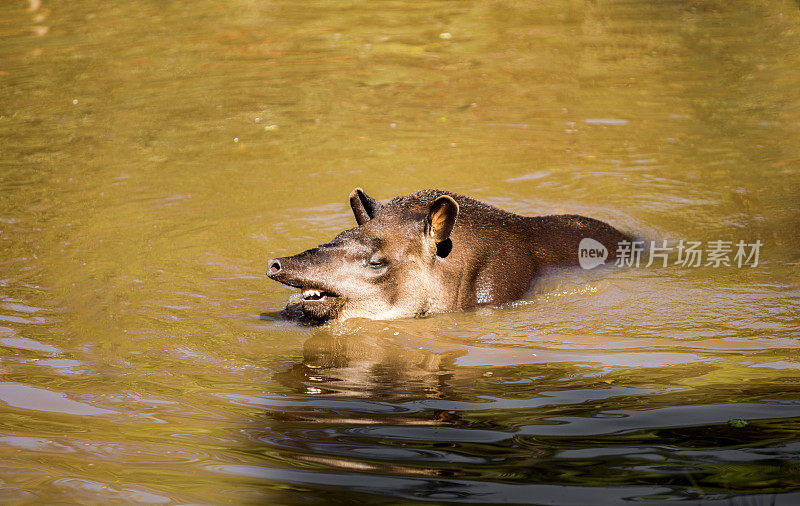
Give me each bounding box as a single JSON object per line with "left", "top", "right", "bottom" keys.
{"left": 301, "top": 288, "right": 331, "bottom": 301}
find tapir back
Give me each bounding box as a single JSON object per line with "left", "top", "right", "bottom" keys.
{"left": 383, "top": 191, "right": 627, "bottom": 311}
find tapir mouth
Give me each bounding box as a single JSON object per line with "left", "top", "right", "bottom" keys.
{"left": 301, "top": 287, "right": 339, "bottom": 303}
{"left": 266, "top": 259, "right": 344, "bottom": 320}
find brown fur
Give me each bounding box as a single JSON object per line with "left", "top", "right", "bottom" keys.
{"left": 267, "top": 189, "right": 629, "bottom": 322}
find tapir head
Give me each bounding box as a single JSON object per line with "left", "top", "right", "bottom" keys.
{"left": 267, "top": 188, "right": 459, "bottom": 322}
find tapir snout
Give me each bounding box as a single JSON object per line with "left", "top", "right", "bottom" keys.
{"left": 267, "top": 244, "right": 354, "bottom": 320}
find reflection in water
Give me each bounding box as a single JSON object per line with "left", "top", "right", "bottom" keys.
{"left": 1, "top": 0, "right": 799, "bottom": 503}
{"left": 223, "top": 325, "right": 800, "bottom": 503}
{"left": 276, "top": 328, "right": 463, "bottom": 398}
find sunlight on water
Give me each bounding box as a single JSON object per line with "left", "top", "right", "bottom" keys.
{"left": 1, "top": 0, "right": 799, "bottom": 503}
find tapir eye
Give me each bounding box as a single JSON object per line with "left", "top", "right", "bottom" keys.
{"left": 368, "top": 255, "right": 388, "bottom": 268}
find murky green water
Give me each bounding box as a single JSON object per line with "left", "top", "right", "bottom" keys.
{"left": 2, "top": 0, "right": 800, "bottom": 503}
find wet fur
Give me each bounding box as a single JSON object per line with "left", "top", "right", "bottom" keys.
{"left": 268, "top": 189, "right": 629, "bottom": 322}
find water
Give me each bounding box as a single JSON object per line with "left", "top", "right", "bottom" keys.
{"left": 1, "top": 0, "right": 799, "bottom": 503}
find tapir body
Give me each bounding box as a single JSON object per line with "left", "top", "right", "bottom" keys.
{"left": 267, "top": 189, "right": 628, "bottom": 322}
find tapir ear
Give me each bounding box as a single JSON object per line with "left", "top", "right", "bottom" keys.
{"left": 349, "top": 188, "right": 383, "bottom": 225}
{"left": 426, "top": 195, "right": 459, "bottom": 243}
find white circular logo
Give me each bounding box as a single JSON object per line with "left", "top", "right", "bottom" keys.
{"left": 578, "top": 238, "right": 608, "bottom": 270}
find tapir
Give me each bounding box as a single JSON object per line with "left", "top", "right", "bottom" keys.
{"left": 267, "top": 188, "right": 628, "bottom": 322}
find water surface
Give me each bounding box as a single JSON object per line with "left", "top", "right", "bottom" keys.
{"left": 1, "top": 0, "right": 799, "bottom": 503}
